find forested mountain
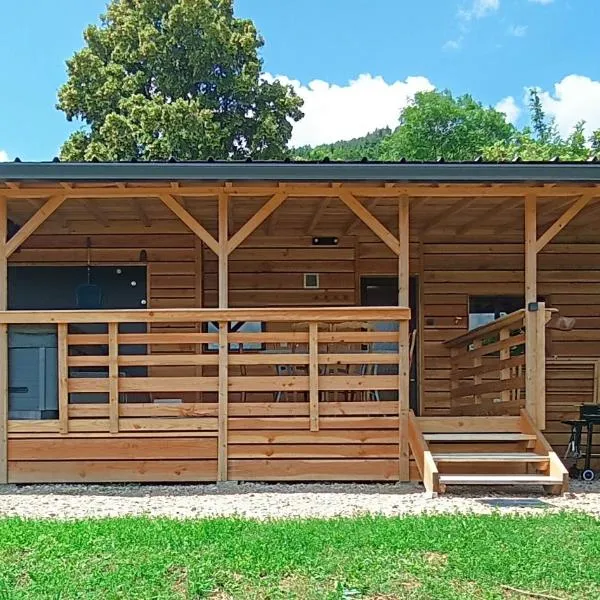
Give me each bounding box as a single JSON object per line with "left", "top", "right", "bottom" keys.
{"left": 293, "top": 128, "right": 391, "bottom": 161}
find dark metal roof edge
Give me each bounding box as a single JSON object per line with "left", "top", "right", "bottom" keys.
{"left": 2, "top": 161, "right": 600, "bottom": 182}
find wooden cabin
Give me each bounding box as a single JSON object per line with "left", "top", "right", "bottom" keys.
{"left": 0, "top": 160, "right": 598, "bottom": 494}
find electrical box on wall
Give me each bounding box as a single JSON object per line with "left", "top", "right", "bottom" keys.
{"left": 304, "top": 273, "right": 320, "bottom": 289}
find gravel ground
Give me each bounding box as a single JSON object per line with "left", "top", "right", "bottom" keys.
{"left": 0, "top": 481, "right": 599, "bottom": 519}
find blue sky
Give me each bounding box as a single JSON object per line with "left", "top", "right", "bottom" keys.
{"left": 0, "top": 0, "right": 598, "bottom": 160}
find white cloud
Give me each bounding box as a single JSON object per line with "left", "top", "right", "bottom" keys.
{"left": 529, "top": 0, "right": 553, "bottom": 4}
{"left": 508, "top": 24, "right": 528, "bottom": 37}
{"left": 495, "top": 96, "right": 521, "bottom": 124}
{"left": 0, "top": 150, "right": 8, "bottom": 162}
{"left": 443, "top": 37, "right": 463, "bottom": 51}
{"left": 459, "top": 0, "right": 500, "bottom": 20}
{"left": 537, "top": 75, "right": 600, "bottom": 137}
{"left": 266, "top": 73, "right": 435, "bottom": 147}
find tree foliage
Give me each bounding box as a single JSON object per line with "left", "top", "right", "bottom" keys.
{"left": 378, "top": 90, "right": 515, "bottom": 161}
{"left": 293, "top": 128, "right": 391, "bottom": 161}
{"left": 57, "top": 0, "right": 303, "bottom": 161}
{"left": 482, "top": 90, "right": 593, "bottom": 161}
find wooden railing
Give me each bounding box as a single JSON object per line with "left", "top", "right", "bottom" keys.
{"left": 2, "top": 307, "right": 410, "bottom": 479}
{"left": 444, "top": 307, "right": 552, "bottom": 419}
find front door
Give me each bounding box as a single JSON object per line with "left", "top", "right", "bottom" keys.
{"left": 360, "top": 276, "right": 419, "bottom": 412}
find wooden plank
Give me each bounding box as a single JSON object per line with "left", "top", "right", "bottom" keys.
{"left": 108, "top": 322, "right": 119, "bottom": 433}
{"left": 68, "top": 377, "right": 218, "bottom": 393}
{"left": 8, "top": 460, "right": 218, "bottom": 483}
{"left": 451, "top": 376, "right": 526, "bottom": 400}
{"left": 228, "top": 416, "right": 398, "bottom": 430}
{"left": 424, "top": 433, "right": 535, "bottom": 442}
{"left": 5, "top": 195, "right": 66, "bottom": 257}
{"left": 228, "top": 443, "right": 398, "bottom": 459}
{"left": 338, "top": 190, "right": 400, "bottom": 255}
{"left": 451, "top": 334, "right": 526, "bottom": 363}
{"left": 227, "top": 192, "right": 288, "bottom": 254}
{"left": 536, "top": 303, "right": 547, "bottom": 428}
{"left": 458, "top": 355, "right": 525, "bottom": 379}
{"left": 228, "top": 458, "right": 399, "bottom": 481}
{"left": 218, "top": 321, "right": 228, "bottom": 481}
{"left": 158, "top": 194, "right": 219, "bottom": 255}
{"left": 218, "top": 192, "right": 228, "bottom": 308}
{"left": 57, "top": 324, "right": 69, "bottom": 434}
{"left": 67, "top": 401, "right": 399, "bottom": 419}
{"left": 0, "top": 196, "right": 6, "bottom": 483}
{"left": 308, "top": 198, "right": 331, "bottom": 234}
{"left": 0, "top": 307, "right": 411, "bottom": 325}
{"left": 525, "top": 193, "right": 539, "bottom": 426}
{"left": 5, "top": 183, "right": 595, "bottom": 200}
{"left": 398, "top": 195, "right": 410, "bottom": 481}
{"left": 416, "top": 416, "right": 521, "bottom": 432}
{"left": 444, "top": 309, "right": 525, "bottom": 348}
{"left": 229, "top": 429, "right": 398, "bottom": 444}
{"left": 9, "top": 437, "right": 217, "bottom": 461}
{"left": 536, "top": 194, "right": 593, "bottom": 253}
{"left": 309, "top": 323, "right": 319, "bottom": 432}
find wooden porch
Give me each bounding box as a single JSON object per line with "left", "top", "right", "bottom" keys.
{"left": 2, "top": 164, "right": 600, "bottom": 492}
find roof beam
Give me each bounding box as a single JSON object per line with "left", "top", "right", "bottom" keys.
{"left": 338, "top": 191, "right": 400, "bottom": 255}
{"left": 455, "top": 198, "right": 520, "bottom": 236}
{"left": 227, "top": 192, "right": 288, "bottom": 254}
{"left": 6, "top": 195, "right": 66, "bottom": 257}
{"left": 0, "top": 184, "right": 597, "bottom": 200}
{"left": 132, "top": 200, "right": 151, "bottom": 227}
{"left": 159, "top": 193, "right": 219, "bottom": 255}
{"left": 82, "top": 200, "right": 110, "bottom": 227}
{"left": 421, "top": 198, "right": 478, "bottom": 235}
{"left": 536, "top": 194, "right": 594, "bottom": 253}
{"left": 307, "top": 199, "right": 331, "bottom": 235}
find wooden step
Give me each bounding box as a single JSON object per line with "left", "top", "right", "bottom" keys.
{"left": 433, "top": 452, "right": 548, "bottom": 463}
{"left": 424, "top": 433, "right": 536, "bottom": 443}
{"left": 439, "top": 474, "right": 563, "bottom": 485}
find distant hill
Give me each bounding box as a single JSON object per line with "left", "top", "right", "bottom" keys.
{"left": 293, "top": 127, "right": 391, "bottom": 161}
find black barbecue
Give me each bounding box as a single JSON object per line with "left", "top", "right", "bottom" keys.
{"left": 562, "top": 404, "right": 600, "bottom": 481}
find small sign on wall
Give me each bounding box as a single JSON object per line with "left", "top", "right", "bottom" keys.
{"left": 304, "top": 273, "right": 320, "bottom": 289}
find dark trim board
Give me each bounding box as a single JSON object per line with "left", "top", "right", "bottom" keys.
{"left": 2, "top": 161, "right": 600, "bottom": 183}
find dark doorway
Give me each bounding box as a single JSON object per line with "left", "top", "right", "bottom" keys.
{"left": 8, "top": 265, "right": 149, "bottom": 405}
{"left": 360, "top": 276, "right": 419, "bottom": 413}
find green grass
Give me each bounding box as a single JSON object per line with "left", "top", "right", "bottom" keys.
{"left": 0, "top": 513, "right": 598, "bottom": 599}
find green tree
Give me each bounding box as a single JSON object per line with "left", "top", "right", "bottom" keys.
{"left": 293, "top": 128, "right": 391, "bottom": 161}
{"left": 57, "top": 0, "right": 303, "bottom": 161}
{"left": 482, "top": 90, "right": 596, "bottom": 161}
{"left": 378, "top": 90, "right": 515, "bottom": 161}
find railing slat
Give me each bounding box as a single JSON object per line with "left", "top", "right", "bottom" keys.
{"left": 57, "top": 324, "right": 69, "bottom": 435}
{"left": 108, "top": 323, "right": 119, "bottom": 434}
{"left": 309, "top": 323, "right": 319, "bottom": 432}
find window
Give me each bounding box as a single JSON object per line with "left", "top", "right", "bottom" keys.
{"left": 205, "top": 321, "right": 264, "bottom": 352}
{"left": 468, "top": 296, "right": 525, "bottom": 330}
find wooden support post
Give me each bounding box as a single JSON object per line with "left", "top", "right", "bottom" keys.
{"left": 194, "top": 238, "right": 203, "bottom": 402}
{"left": 108, "top": 322, "right": 119, "bottom": 434}
{"left": 57, "top": 323, "right": 69, "bottom": 434}
{"left": 524, "top": 194, "right": 541, "bottom": 426}
{"left": 0, "top": 197, "right": 6, "bottom": 484}
{"left": 398, "top": 196, "right": 410, "bottom": 481}
{"left": 217, "top": 192, "right": 229, "bottom": 480}
{"left": 218, "top": 193, "right": 228, "bottom": 309}
{"left": 309, "top": 323, "right": 319, "bottom": 431}
{"left": 535, "top": 302, "right": 546, "bottom": 428}
{"left": 217, "top": 321, "right": 228, "bottom": 481}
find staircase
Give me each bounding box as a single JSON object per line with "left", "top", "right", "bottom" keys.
{"left": 408, "top": 409, "right": 569, "bottom": 496}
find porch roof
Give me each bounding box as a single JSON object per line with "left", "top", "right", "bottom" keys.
{"left": 2, "top": 160, "right": 600, "bottom": 183}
